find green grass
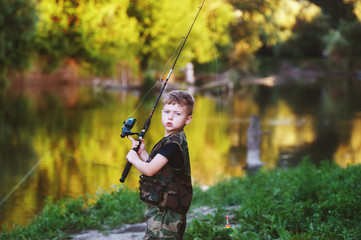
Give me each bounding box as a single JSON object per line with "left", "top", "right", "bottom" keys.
{"left": 2, "top": 158, "right": 361, "bottom": 239}
{"left": 186, "top": 159, "right": 361, "bottom": 240}
{"left": 1, "top": 187, "right": 145, "bottom": 239}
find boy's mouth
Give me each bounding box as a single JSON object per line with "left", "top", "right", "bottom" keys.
{"left": 166, "top": 122, "right": 173, "bottom": 127}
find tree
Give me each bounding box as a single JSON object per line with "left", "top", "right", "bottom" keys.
{"left": 344, "top": 0, "right": 361, "bottom": 21}
{"left": 0, "top": 0, "right": 38, "bottom": 85}
{"left": 309, "top": 0, "right": 357, "bottom": 27}
{"left": 277, "top": 9, "right": 330, "bottom": 58}
{"left": 324, "top": 20, "right": 361, "bottom": 70}
{"left": 35, "top": 0, "right": 139, "bottom": 75}
{"left": 227, "top": 0, "right": 323, "bottom": 72}
{"left": 34, "top": 0, "right": 233, "bottom": 77}
{"left": 127, "top": 0, "right": 234, "bottom": 72}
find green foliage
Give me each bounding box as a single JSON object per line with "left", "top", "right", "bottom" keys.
{"left": 0, "top": 187, "right": 144, "bottom": 239}
{"left": 188, "top": 159, "right": 361, "bottom": 239}
{"left": 3, "top": 0, "right": 361, "bottom": 79}
{"left": 278, "top": 14, "right": 331, "bottom": 58}
{"left": 127, "top": 0, "right": 233, "bottom": 71}
{"left": 324, "top": 19, "right": 361, "bottom": 70}
{"left": 227, "top": 0, "right": 312, "bottom": 72}
{"left": 185, "top": 219, "right": 237, "bottom": 240}
{"left": 25, "top": 0, "right": 234, "bottom": 77}
{"left": 0, "top": 0, "right": 38, "bottom": 69}
{"left": 1, "top": 0, "right": 233, "bottom": 78}
{"left": 324, "top": 29, "right": 348, "bottom": 61}
{"left": 35, "top": 0, "right": 139, "bottom": 75}
{"left": 90, "top": 187, "right": 144, "bottom": 226}
{"left": 0, "top": 0, "right": 38, "bottom": 84}
{"left": 308, "top": 0, "right": 357, "bottom": 27}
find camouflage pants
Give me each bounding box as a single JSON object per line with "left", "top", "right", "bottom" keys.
{"left": 144, "top": 205, "right": 186, "bottom": 240}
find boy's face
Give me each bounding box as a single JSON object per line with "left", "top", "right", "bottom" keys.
{"left": 162, "top": 103, "right": 192, "bottom": 136}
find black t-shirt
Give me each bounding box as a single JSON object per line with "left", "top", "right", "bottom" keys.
{"left": 158, "top": 143, "right": 184, "bottom": 168}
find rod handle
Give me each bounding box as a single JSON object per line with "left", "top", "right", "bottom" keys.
{"left": 119, "top": 140, "right": 141, "bottom": 183}
{"left": 119, "top": 162, "right": 132, "bottom": 183}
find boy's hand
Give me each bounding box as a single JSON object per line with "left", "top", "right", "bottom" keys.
{"left": 126, "top": 150, "right": 138, "bottom": 164}
{"left": 127, "top": 136, "right": 145, "bottom": 155}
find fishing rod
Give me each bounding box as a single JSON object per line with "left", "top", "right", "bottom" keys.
{"left": 119, "top": 0, "right": 206, "bottom": 183}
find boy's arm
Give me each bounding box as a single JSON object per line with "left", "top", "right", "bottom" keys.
{"left": 126, "top": 151, "right": 168, "bottom": 176}
{"left": 138, "top": 151, "right": 149, "bottom": 162}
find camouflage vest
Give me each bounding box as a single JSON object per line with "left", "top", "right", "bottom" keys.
{"left": 139, "top": 130, "right": 193, "bottom": 214}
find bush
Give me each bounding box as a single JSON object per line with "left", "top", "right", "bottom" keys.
{"left": 187, "top": 159, "right": 361, "bottom": 239}
{"left": 0, "top": 187, "right": 144, "bottom": 239}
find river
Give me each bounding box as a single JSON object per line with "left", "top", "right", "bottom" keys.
{"left": 1, "top": 76, "right": 361, "bottom": 229}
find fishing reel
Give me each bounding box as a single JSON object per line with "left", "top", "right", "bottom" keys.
{"left": 120, "top": 117, "right": 139, "bottom": 138}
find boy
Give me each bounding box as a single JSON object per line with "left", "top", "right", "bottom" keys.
{"left": 126, "top": 90, "right": 195, "bottom": 240}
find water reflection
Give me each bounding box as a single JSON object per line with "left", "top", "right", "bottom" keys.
{"left": 245, "top": 115, "right": 267, "bottom": 172}
{"left": 1, "top": 78, "right": 361, "bottom": 229}
{"left": 334, "top": 111, "right": 361, "bottom": 167}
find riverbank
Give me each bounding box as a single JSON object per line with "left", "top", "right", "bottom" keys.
{"left": 1, "top": 158, "right": 360, "bottom": 239}
{"left": 71, "top": 206, "right": 237, "bottom": 240}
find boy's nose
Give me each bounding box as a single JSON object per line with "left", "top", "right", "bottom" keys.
{"left": 168, "top": 113, "right": 174, "bottom": 119}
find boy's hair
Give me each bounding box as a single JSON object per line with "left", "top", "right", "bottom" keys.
{"left": 163, "top": 90, "right": 195, "bottom": 116}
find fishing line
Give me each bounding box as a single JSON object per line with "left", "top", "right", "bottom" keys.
{"left": 0, "top": 153, "right": 49, "bottom": 207}
{"left": 61, "top": 153, "right": 123, "bottom": 170}
{"left": 127, "top": 0, "right": 204, "bottom": 118}
{"left": 210, "top": 11, "right": 223, "bottom": 130}
{"left": 65, "top": 153, "right": 144, "bottom": 178}
{"left": 0, "top": 151, "right": 135, "bottom": 208}
{"left": 120, "top": 0, "right": 206, "bottom": 183}
{"left": 126, "top": 38, "right": 184, "bottom": 119}
{"left": 160, "top": 0, "right": 205, "bottom": 81}
{"left": 160, "top": 38, "right": 185, "bottom": 81}
{"left": 126, "top": 81, "right": 160, "bottom": 119}
{"left": 0, "top": 3, "right": 209, "bottom": 207}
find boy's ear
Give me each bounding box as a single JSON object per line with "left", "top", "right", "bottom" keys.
{"left": 185, "top": 115, "right": 192, "bottom": 125}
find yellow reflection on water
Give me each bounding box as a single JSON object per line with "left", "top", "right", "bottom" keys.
{"left": 188, "top": 96, "right": 244, "bottom": 186}
{"left": 334, "top": 114, "right": 361, "bottom": 167}
{"left": 263, "top": 100, "right": 316, "bottom": 168}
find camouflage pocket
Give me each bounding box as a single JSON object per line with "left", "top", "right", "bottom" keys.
{"left": 139, "top": 175, "right": 165, "bottom": 206}
{"left": 165, "top": 177, "right": 193, "bottom": 214}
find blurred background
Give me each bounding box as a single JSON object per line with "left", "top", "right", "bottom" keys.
{"left": 1, "top": 0, "right": 361, "bottom": 229}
